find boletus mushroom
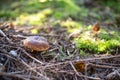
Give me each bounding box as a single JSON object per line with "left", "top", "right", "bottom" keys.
{"left": 23, "top": 36, "right": 49, "bottom": 51}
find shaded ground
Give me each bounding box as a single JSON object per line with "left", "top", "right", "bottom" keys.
{"left": 0, "top": 0, "right": 120, "bottom": 80}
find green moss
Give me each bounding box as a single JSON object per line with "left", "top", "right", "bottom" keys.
{"left": 60, "top": 20, "right": 82, "bottom": 33}
{"left": 99, "top": 33, "right": 111, "bottom": 40}
{"left": 75, "top": 30, "right": 120, "bottom": 54}
{"left": 76, "top": 38, "right": 98, "bottom": 53}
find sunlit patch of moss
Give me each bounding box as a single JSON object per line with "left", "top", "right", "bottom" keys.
{"left": 42, "top": 8, "right": 52, "bottom": 16}
{"left": 60, "top": 20, "right": 82, "bottom": 33}
{"left": 75, "top": 38, "right": 98, "bottom": 53}
{"left": 61, "top": 20, "right": 80, "bottom": 28}
{"left": 97, "top": 39, "right": 120, "bottom": 53}
{"left": 99, "top": 33, "right": 111, "bottom": 40}
{"left": 31, "top": 28, "right": 39, "bottom": 34}
{"left": 0, "top": 0, "right": 89, "bottom": 26}
{"left": 97, "top": 40, "right": 110, "bottom": 52}
{"left": 39, "top": 0, "right": 48, "bottom": 3}
{"left": 99, "top": 30, "right": 120, "bottom": 41}
{"left": 14, "top": 8, "right": 52, "bottom": 25}
{"left": 86, "top": 25, "right": 92, "bottom": 30}
{"left": 75, "top": 29, "right": 120, "bottom": 54}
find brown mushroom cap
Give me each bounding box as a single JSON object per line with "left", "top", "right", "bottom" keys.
{"left": 23, "top": 36, "right": 49, "bottom": 51}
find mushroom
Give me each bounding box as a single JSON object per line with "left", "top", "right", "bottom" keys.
{"left": 23, "top": 36, "right": 49, "bottom": 51}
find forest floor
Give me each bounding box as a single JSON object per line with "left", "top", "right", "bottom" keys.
{"left": 0, "top": 0, "right": 120, "bottom": 80}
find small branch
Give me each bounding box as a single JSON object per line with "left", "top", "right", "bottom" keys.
{"left": 0, "top": 72, "right": 26, "bottom": 80}
{"left": 0, "top": 72, "right": 46, "bottom": 80}
{"left": 44, "top": 55, "right": 120, "bottom": 68}
{"left": 49, "top": 68, "right": 101, "bottom": 80}
{"left": 89, "top": 63, "right": 118, "bottom": 69}
{"left": 69, "top": 61, "right": 79, "bottom": 75}
{"left": 0, "top": 29, "right": 11, "bottom": 43}
{"left": 0, "top": 22, "right": 9, "bottom": 29}
{"left": 20, "top": 48, "right": 45, "bottom": 65}
{"left": 90, "top": 61, "right": 120, "bottom": 66}
{"left": 85, "top": 63, "right": 88, "bottom": 80}
{"left": 19, "top": 58, "right": 50, "bottom": 80}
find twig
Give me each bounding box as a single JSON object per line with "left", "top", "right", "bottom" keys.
{"left": 8, "top": 71, "right": 25, "bottom": 74}
{"left": 90, "top": 61, "right": 120, "bottom": 66}
{"left": 69, "top": 61, "right": 98, "bottom": 80}
{"left": 0, "top": 72, "right": 26, "bottom": 80}
{"left": 0, "top": 72, "right": 45, "bottom": 80}
{"left": 28, "top": 60, "right": 35, "bottom": 79}
{"left": 85, "top": 63, "right": 88, "bottom": 80}
{"left": 20, "top": 48, "right": 45, "bottom": 65}
{"left": 49, "top": 68, "right": 101, "bottom": 80}
{"left": 0, "top": 29, "right": 11, "bottom": 43}
{"left": 44, "top": 55, "right": 120, "bottom": 68}
{"left": 0, "top": 22, "right": 9, "bottom": 29}
{"left": 0, "top": 53, "right": 17, "bottom": 61}
{"left": 89, "top": 63, "right": 118, "bottom": 69}
{"left": 48, "top": 47, "right": 59, "bottom": 52}
{"left": 69, "top": 61, "right": 79, "bottom": 75}
{"left": 19, "top": 58, "right": 50, "bottom": 80}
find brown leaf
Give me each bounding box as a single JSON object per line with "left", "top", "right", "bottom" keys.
{"left": 93, "top": 22, "right": 100, "bottom": 32}
{"left": 74, "top": 61, "right": 85, "bottom": 73}
{"left": 9, "top": 22, "right": 14, "bottom": 29}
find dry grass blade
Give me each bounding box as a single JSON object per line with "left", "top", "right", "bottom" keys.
{"left": 0, "top": 72, "right": 46, "bottom": 80}
{"left": 0, "top": 72, "right": 26, "bottom": 80}
{"left": 19, "top": 58, "right": 50, "bottom": 80}
{"left": 89, "top": 63, "right": 119, "bottom": 69}
{"left": 69, "top": 61, "right": 79, "bottom": 75}
{"left": 0, "top": 29, "right": 11, "bottom": 42}
{"left": 43, "top": 55, "right": 120, "bottom": 68}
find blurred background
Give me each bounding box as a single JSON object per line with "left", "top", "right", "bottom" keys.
{"left": 0, "top": 0, "right": 120, "bottom": 26}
